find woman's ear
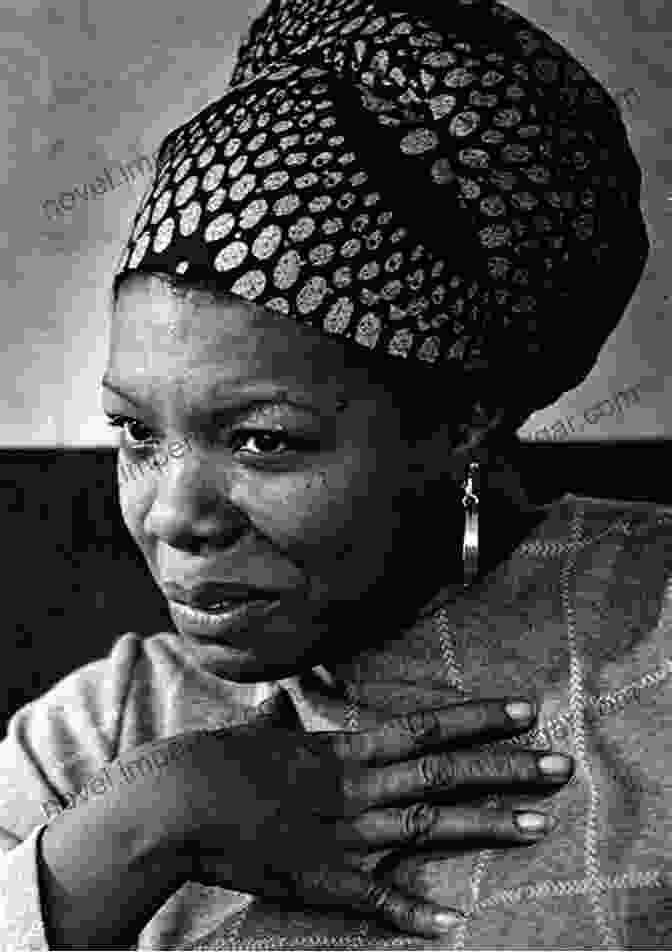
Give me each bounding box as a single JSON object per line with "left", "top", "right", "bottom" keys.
{"left": 406, "top": 405, "right": 505, "bottom": 485}
{"left": 401, "top": 424, "right": 471, "bottom": 499}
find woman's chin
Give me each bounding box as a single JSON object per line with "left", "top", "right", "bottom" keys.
{"left": 178, "top": 628, "right": 311, "bottom": 682}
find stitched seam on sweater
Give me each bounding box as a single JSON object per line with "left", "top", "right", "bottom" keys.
{"left": 204, "top": 867, "right": 666, "bottom": 950}
{"left": 472, "top": 868, "right": 666, "bottom": 913}
{"left": 436, "top": 607, "right": 469, "bottom": 696}
{"left": 544, "top": 660, "right": 672, "bottom": 737}
{"left": 519, "top": 511, "right": 672, "bottom": 561}
{"left": 152, "top": 870, "right": 671, "bottom": 950}
{"left": 223, "top": 899, "right": 255, "bottom": 945}
{"left": 486, "top": 659, "right": 672, "bottom": 756}
{"left": 514, "top": 657, "right": 672, "bottom": 749}
{"left": 562, "top": 504, "right": 606, "bottom": 946}
{"left": 502, "top": 659, "right": 672, "bottom": 753}
{"left": 452, "top": 848, "right": 495, "bottom": 950}
{"left": 414, "top": 510, "right": 672, "bottom": 622}
{"left": 561, "top": 503, "right": 620, "bottom": 950}
{"left": 519, "top": 518, "right": 632, "bottom": 558}
{"left": 218, "top": 930, "right": 423, "bottom": 949}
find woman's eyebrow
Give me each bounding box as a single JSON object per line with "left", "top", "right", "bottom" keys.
{"left": 100, "top": 377, "right": 350, "bottom": 416}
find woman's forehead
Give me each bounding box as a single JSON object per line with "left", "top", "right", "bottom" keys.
{"left": 107, "top": 275, "right": 369, "bottom": 401}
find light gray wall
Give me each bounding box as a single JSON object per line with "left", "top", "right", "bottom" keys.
{"left": 2, "top": 0, "right": 669, "bottom": 445}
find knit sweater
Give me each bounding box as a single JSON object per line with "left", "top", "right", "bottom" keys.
{"left": 1, "top": 493, "right": 671, "bottom": 950}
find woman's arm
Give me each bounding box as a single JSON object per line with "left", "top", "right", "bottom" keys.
{"left": 37, "top": 737, "right": 195, "bottom": 951}
{"left": 36, "top": 702, "right": 572, "bottom": 949}
{"left": 1, "top": 632, "right": 572, "bottom": 951}
{"left": 0, "top": 633, "right": 152, "bottom": 950}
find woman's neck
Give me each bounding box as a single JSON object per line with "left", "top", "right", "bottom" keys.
{"left": 397, "top": 468, "right": 552, "bottom": 626}
{"left": 318, "top": 463, "right": 555, "bottom": 671}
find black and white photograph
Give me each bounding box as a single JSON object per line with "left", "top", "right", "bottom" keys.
{"left": 1, "top": 1, "right": 671, "bottom": 948}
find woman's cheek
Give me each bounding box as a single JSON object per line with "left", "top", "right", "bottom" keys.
{"left": 239, "top": 468, "right": 343, "bottom": 541}
{"left": 240, "top": 458, "right": 399, "bottom": 583}
{"left": 254, "top": 448, "right": 393, "bottom": 530}
{"left": 116, "top": 457, "right": 155, "bottom": 535}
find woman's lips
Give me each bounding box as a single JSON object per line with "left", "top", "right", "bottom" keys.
{"left": 168, "top": 597, "right": 282, "bottom": 641}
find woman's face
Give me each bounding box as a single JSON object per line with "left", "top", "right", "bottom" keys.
{"left": 103, "top": 274, "right": 461, "bottom": 681}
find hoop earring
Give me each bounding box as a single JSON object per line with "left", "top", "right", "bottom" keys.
{"left": 461, "top": 461, "right": 480, "bottom": 588}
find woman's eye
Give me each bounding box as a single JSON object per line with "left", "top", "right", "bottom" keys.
{"left": 230, "top": 429, "right": 313, "bottom": 457}
{"left": 105, "top": 415, "right": 316, "bottom": 460}
{"left": 105, "top": 414, "right": 158, "bottom": 447}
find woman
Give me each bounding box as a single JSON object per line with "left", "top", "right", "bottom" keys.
{"left": 1, "top": 0, "right": 669, "bottom": 948}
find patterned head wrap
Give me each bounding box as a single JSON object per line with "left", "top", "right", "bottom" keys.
{"left": 113, "top": 0, "right": 648, "bottom": 426}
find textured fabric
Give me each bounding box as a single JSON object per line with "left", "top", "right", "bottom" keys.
{"left": 1, "top": 493, "right": 671, "bottom": 949}
{"left": 113, "top": 0, "right": 649, "bottom": 423}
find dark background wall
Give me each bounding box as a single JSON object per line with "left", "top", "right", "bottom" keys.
{"left": 2, "top": 450, "right": 172, "bottom": 730}
{"left": 2, "top": 441, "right": 670, "bottom": 732}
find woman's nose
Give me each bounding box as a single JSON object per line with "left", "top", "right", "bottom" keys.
{"left": 141, "top": 449, "right": 250, "bottom": 552}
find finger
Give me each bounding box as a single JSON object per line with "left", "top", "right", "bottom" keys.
{"left": 348, "top": 748, "right": 574, "bottom": 810}
{"left": 194, "top": 855, "right": 465, "bottom": 937}
{"left": 330, "top": 699, "right": 537, "bottom": 765}
{"left": 292, "top": 864, "right": 465, "bottom": 938}
{"left": 333, "top": 805, "right": 555, "bottom": 849}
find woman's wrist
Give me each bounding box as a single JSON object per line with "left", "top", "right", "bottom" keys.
{"left": 38, "top": 784, "right": 191, "bottom": 950}
{"left": 34, "top": 730, "right": 225, "bottom": 949}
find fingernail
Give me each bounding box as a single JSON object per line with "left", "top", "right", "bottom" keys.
{"left": 432, "top": 910, "right": 463, "bottom": 932}
{"left": 537, "top": 754, "right": 573, "bottom": 780}
{"left": 504, "top": 700, "right": 535, "bottom": 724}
{"left": 513, "top": 810, "right": 551, "bottom": 835}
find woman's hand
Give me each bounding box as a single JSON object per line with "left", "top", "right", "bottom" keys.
{"left": 166, "top": 699, "right": 573, "bottom": 939}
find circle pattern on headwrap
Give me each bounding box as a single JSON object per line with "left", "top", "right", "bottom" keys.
{"left": 114, "top": 0, "right": 648, "bottom": 422}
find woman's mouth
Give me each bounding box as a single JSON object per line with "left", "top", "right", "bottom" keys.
{"left": 168, "top": 597, "right": 282, "bottom": 641}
